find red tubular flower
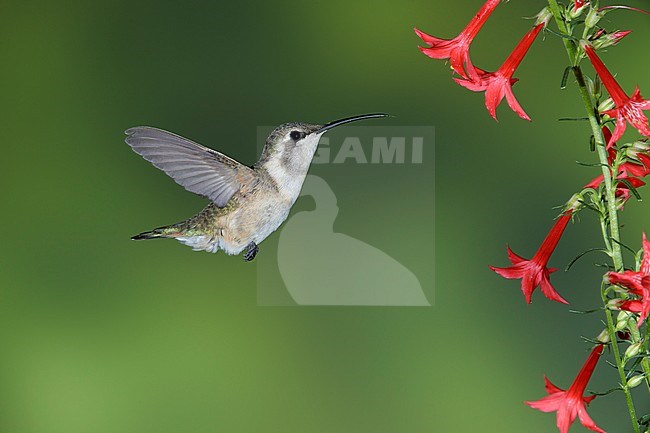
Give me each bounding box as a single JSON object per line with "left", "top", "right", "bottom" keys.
{"left": 574, "top": 0, "right": 586, "bottom": 11}
{"left": 608, "top": 233, "right": 650, "bottom": 327}
{"left": 490, "top": 212, "right": 571, "bottom": 304}
{"left": 583, "top": 45, "right": 650, "bottom": 146}
{"left": 415, "top": 0, "right": 501, "bottom": 80}
{"left": 526, "top": 345, "right": 605, "bottom": 433}
{"left": 454, "top": 22, "right": 546, "bottom": 121}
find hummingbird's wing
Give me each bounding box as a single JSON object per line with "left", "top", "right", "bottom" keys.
{"left": 125, "top": 127, "right": 257, "bottom": 207}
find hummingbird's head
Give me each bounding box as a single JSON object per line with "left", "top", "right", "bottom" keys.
{"left": 257, "top": 113, "right": 389, "bottom": 176}
{"left": 260, "top": 122, "right": 321, "bottom": 169}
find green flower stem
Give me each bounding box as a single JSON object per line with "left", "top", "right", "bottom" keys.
{"left": 546, "top": 1, "right": 640, "bottom": 431}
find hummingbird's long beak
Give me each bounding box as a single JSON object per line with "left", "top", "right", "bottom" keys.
{"left": 316, "top": 113, "right": 389, "bottom": 134}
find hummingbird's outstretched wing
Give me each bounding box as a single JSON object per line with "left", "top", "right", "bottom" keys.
{"left": 125, "top": 127, "right": 257, "bottom": 207}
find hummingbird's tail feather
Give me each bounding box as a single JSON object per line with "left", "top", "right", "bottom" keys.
{"left": 131, "top": 212, "right": 223, "bottom": 253}
{"left": 131, "top": 231, "right": 159, "bottom": 240}
{"left": 131, "top": 225, "right": 180, "bottom": 241}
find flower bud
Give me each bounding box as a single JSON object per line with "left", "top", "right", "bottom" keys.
{"left": 607, "top": 298, "right": 623, "bottom": 310}
{"left": 569, "top": 1, "right": 589, "bottom": 19}
{"left": 566, "top": 193, "right": 583, "bottom": 212}
{"left": 615, "top": 194, "right": 629, "bottom": 211}
{"left": 598, "top": 97, "right": 615, "bottom": 112}
{"left": 615, "top": 318, "right": 629, "bottom": 332}
{"left": 596, "top": 329, "right": 610, "bottom": 344}
{"left": 585, "top": 8, "right": 602, "bottom": 29}
{"left": 617, "top": 310, "right": 632, "bottom": 321}
{"left": 627, "top": 374, "right": 646, "bottom": 388}
{"left": 625, "top": 140, "right": 650, "bottom": 160}
{"left": 592, "top": 30, "right": 632, "bottom": 49}
{"left": 535, "top": 7, "right": 553, "bottom": 27}
{"left": 616, "top": 310, "right": 633, "bottom": 331}
{"left": 585, "top": 76, "right": 596, "bottom": 98}
{"left": 612, "top": 284, "right": 630, "bottom": 295}
{"left": 624, "top": 341, "right": 642, "bottom": 359}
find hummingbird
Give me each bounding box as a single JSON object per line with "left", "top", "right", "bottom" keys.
{"left": 126, "top": 113, "right": 388, "bottom": 261}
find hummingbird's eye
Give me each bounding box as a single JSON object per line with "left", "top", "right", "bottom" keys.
{"left": 290, "top": 130, "right": 306, "bottom": 141}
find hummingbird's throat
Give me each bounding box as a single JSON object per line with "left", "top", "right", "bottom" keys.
{"left": 263, "top": 133, "right": 322, "bottom": 199}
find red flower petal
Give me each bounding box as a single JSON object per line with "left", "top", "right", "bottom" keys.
{"left": 415, "top": 0, "right": 501, "bottom": 79}
{"left": 585, "top": 45, "right": 650, "bottom": 145}
{"left": 454, "top": 24, "right": 543, "bottom": 120}
{"left": 490, "top": 214, "right": 571, "bottom": 304}
{"left": 526, "top": 345, "right": 605, "bottom": 433}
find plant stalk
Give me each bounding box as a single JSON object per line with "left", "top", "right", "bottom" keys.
{"left": 546, "top": 1, "right": 640, "bottom": 431}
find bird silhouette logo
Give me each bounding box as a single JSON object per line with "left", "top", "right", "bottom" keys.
{"left": 277, "top": 175, "right": 430, "bottom": 306}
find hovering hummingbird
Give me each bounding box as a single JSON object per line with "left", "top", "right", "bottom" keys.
{"left": 126, "top": 113, "right": 388, "bottom": 261}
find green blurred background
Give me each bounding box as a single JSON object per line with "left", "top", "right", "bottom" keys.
{"left": 1, "top": 0, "right": 649, "bottom": 431}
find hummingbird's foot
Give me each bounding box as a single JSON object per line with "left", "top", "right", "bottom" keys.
{"left": 243, "top": 242, "right": 259, "bottom": 262}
